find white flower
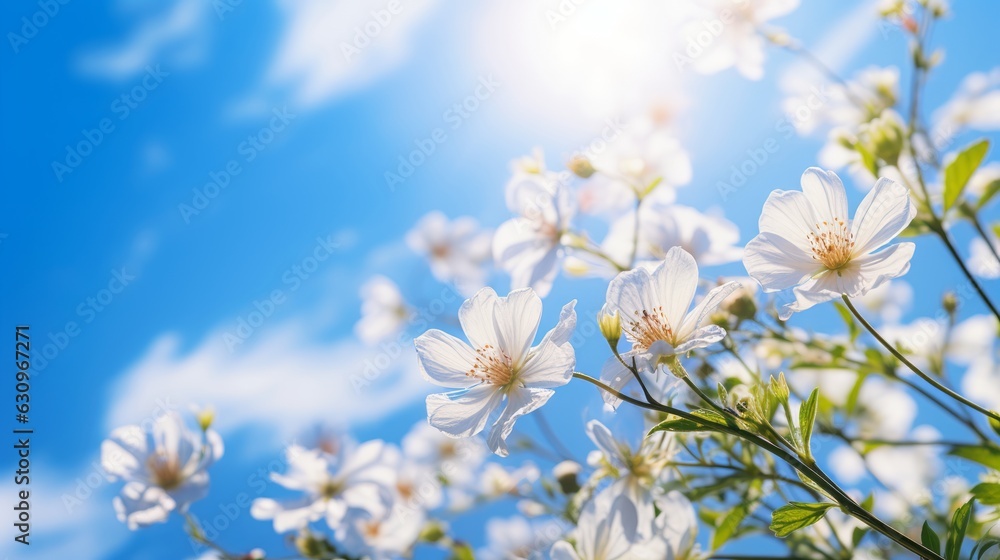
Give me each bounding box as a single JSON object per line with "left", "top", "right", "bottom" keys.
{"left": 355, "top": 276, "right": 411, "bottom": 345}
{"left": 480, "top": 516, "right": 563, "bottom": 560}
{"left": 101, "top": 412, "right": 223, "bottom": 530}
{"left": 478, "top": 462, "right": 540, "bottom": 498}
{"left": 250, "top": 440, "right": 394, "bottom": 535}
{"left": 967, "top": 162, "right": 1000, "bottom": 201}
{"left": 783, "top": 65, "right": 899, "bottom": 136}
{"left": 550, "top": 490, "right": 638, "bottom": 560}
{"left": 493, "top": 173, "right": 576, "bottom": 297}
{"left": 602, "top": 202, "right": 742, "bottom": 270}
{"left": 680, "top": 0, "right": 799, "bottom": 80}
{"left": 406, "top": 211, "right": 492, "bottom": 296}
{"left": 401, "top": 421, "right": 486, "bottom": 485}
{"left": 630, "top": 491, "right": 699, "bottom": 560}
{"left": 585, "top": 421, "right": 676, "bottom": 535}
{"left": 743, "top": 168, "right": 916, "bottom": 319}
{"left": 600, "top": 247, "right": 739, "bottom": 404}
{"left": 586, "top": 120, "right": 691, "bottom": 207}
{"left": 415, "top": 287, "right": 576, "bottom": 456}
{"left": 339, "top": 503, "right": 423, "bottom": 560}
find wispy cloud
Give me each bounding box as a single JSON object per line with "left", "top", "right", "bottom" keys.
{"left": 104, "top": 317, "right": 428, "bottom": 441}
{"left": 77, "top": 0, "right": 209, "bottom": 80}
{"left": 237, "top": 0, "right": 439, "bottom": 113}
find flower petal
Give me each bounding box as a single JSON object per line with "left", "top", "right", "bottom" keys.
{"left": 757, "top": 189, "right": 819, "bottom": 252}
{"left": 458, "top": 288, "right": 499, "bottom": 350}
{"left": 800, "top": 167, "right": 849, "bottom": 224}
{"left": 744, "top": 232, "right": 821, "bottom": 292}
{"left": 487, "top": 387, "right": 555, "bottom": 457}
{"left": 414, "top": 329, "right": 478, "bottom": 388}
{"left": 672, "top": 325, "right": 729, "bottom": 354}
{"left": 518, "top": 340, "right": 575, "bottom": 388}
{"left": 426, "top": 385, "right": 502, "bottom": 438}
{"left": 539, "top": 300, "right": 577, "bottom": 347}
{"left": 854, "top": 242, "right": 916, "bottom": 295}
{"left": 493, "top": 288, "right": 542, "bottom": 364}
{"left": 851, "top": 177, "right": 916, "bottom": 255}
{"left": 652, "top": 247, "right": 699, "bottom": 329}
{"left": 677, "top": 281, "right": 741, "bottom": 340}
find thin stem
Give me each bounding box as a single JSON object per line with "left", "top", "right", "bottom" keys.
{"left": 970, "top": 213, "right": 1000, "bottom": 267}
{"left": 572, "top": 372, "right": 942, "bottom": 559}
{"left": 842, "top": 296, "right": 1000, "bottom": 424}
{"left": 533, "top": 410, "right": 574, "bottom": 462}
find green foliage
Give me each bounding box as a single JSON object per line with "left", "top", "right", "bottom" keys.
{"left": 713, "top": 504, "right": 751, "bottom": 550}
{"left": 770, "top": 502, "right": 836, "bottom": 537}
{"left": 647, "top": 409, "right": 728, "bottom": 435}
{"left": 945, "top": 498, "right": 974, "bottom": 560}
{"left": 949, "top": 445, "right": 1000, "bottom": 471}
{"left": 970, "top": 482, "right": 1000, "bottom": 505}
{"left": 944, "top": 139, "right": 990, "bottom": 211}
{"left": 921, "top": 521, "right": 941, "bottom": 556}
{"left": 798, "top": 389, "right": 819, "bottom": 461}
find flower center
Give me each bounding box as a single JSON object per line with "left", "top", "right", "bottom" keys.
{"left": 467, "top": 344, "right": 516, "bottom": 387}
{"left": 625, "top": 307, "right": 675, "bottom": 350}
{"left": 807, "top": 218, "right": 854, "bottom": 269}
{"left": 320, "top": 478, "right": 344, "bottom": 500}
{"left": 147, "top": 451, "right": 184, "bottom": 490}
{"left": 431, "top": 243, "right": 450, "bottom": 259}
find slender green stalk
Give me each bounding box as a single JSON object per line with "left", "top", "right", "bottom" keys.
{"left": 572, "top": 372, "right": 943, "bottom": 559}
{"left": 842, "top": 295, "right": 1000, "bottom": 424}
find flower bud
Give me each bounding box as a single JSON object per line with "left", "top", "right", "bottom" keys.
{"left": 771, "top": 373, "right": 790, "bottom": 406}
{"left": 568, "top": 155, "right": 596, "bottom": 178}
{"left": 598, "top": 309, "right": 621, "bottom": 350}
{"left": 942, "top": 291, "right": 958, "bottom": 317}
{"left": 295, "top": 531, "right": 328, "bottom": 559}
{"left": 553, "top": 460, "right": 582, "bottom": 495}
{"left": 419, "top": 521, "right": 448, "bottom": 543}
{"left": 860, "top": 113, "right": 905, "bottom": 166}
{"left": 728, "top": 385, "right": 754, "bottom": 415}
{"left": 990, "top": 415, "right": 1000, "bottom": 438}
{"left": 195, "top": 406, "right": 215, "bottom": 432}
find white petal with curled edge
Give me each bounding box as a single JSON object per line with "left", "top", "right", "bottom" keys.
{"left": 426, "top": 385, "right": 502, "bottom": 438}
{"left": 757, "top": 189, "right": 818, "bottom": 253}
{"left": 487, "top": 387, "right": 555, "bottom": 457}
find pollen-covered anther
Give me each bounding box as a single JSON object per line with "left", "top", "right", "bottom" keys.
{"left": 625, "top": 306, "right": 675, "bottom": 349}
{"left": 807, "top": 218, "right": 855, "bottom": 269}
{"left": 467, "top": 344, "right": 516, "bottom": 386}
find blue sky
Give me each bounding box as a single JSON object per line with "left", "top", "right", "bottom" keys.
{"left": 2, "top": 0, "right": 999, "bottom": 558}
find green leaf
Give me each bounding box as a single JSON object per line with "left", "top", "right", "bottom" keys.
{"left": 713, "top": 504, "right": 750, "bottom": 550}
{"left": 974, "top": 537, "right": 1000, "bottom": 560}
{"left": 949, "top": 445, "right": 1000, "bottom": 471}
{"left": 845, "top": 373, "right": 868, "bottom": 415}
{"left": 945, "top": 498, "right": 974, "bottom": 560}
{"left": 799, "top": 389, "right": 820, "bottom": 460}
{"left": 449, "top": 542, "right": 476, "bottom": 560}
{"left": 977, "top": 178, "right": 1000, "bottom": 210}
{"left": 944, "top": 139, "right": 990, "bottom": 211}
{"left": 921, "top": 521, "right": 941, "bottom": 555}
{"left": 647, "top": 409, "right": 727, "bottom": 435}
{"left": 970, "top": 482, "right": 1000, "bottom": 505}
{"left": 770, "top": 502, "right": 836, "bottom": 537}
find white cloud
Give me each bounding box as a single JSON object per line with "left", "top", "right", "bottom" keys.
{"left": 104, "top": 317, "right": 429, "bottom": 441}
{"left": 77, "top": 0, "right": 209, "bottom": 80}
{"left": 245, "top": 0, "right": 440, "bottom": 111}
